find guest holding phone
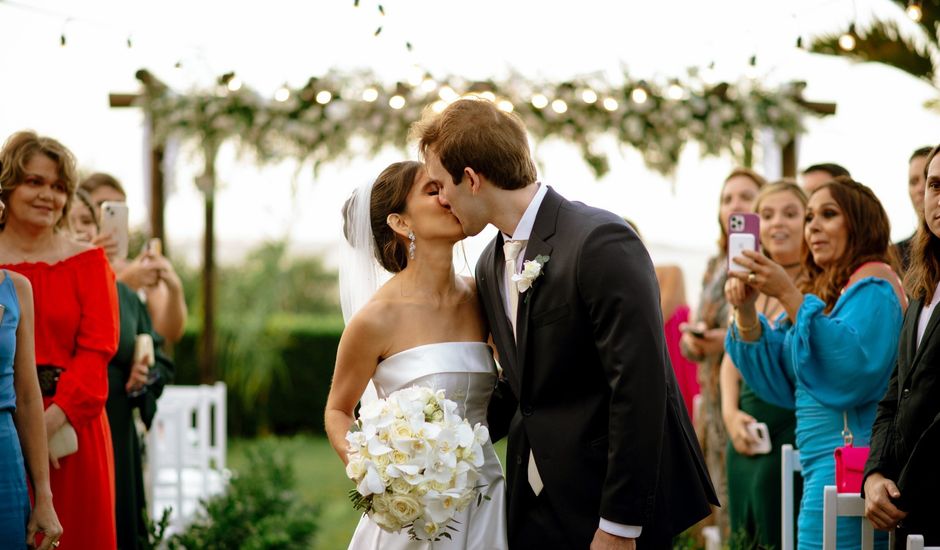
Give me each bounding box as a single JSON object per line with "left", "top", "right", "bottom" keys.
{"left": 80, "top": 173, "right": 187, "bottom": 343}
{"left": 725, "top": 176, "right": 905, "bottom": 549}
{"left": 0, "top": 131, "right": 119, "bottom": 549}
{"left": 681, "top": 167, "right": 765, "bottom": 536}
{"left": 864, "top": 144, "right": 940, "bottom": 548}
{"left": 720, "top": 181, "right": 805, "bottom": 548}
{"left": 69, "top": 189, "right": 175, "bottom": 550}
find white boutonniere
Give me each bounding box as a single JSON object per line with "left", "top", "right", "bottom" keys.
{"left": 512, "top": 255, "right": 550, "bottom": 299}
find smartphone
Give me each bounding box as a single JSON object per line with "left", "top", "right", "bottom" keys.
{"left": 100, "top": 201, "right": 129, "bottom": 260}
{"left": 747, "top": 421, "right": 772, "bottom": 455}
{"left": 727, "top": 212, "right": 760, "bottom": 273}
{"left": 146, "top": 237, "right": 162, "bottom": 256}
{"left": 682, "top": 324, "right": 707, "bottom": 339}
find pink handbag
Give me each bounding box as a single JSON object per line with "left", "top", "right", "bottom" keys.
{"left": 834, "top": 412, "right": 870, "bottom": 493}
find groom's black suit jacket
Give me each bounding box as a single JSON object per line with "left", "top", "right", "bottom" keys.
{"left": 479, "top": 187, "right": 718, "bottom": 547}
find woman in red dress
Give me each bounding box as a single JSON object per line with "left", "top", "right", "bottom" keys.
{"left": 0, "top": 131, "right": 119, "bottom": 549}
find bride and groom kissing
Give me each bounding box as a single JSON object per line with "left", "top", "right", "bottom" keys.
{"left": 325, "top": 98, "right": 719, "bottom": 549}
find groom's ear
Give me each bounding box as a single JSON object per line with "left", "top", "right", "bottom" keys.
{"left": 465, "top": 167, "right": 483, "bottom": 196}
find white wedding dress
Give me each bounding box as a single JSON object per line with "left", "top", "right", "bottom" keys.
{"left": 347, "top": 342, "right": 508, "bottom": 550}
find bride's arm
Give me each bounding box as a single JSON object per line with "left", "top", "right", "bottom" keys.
{"left": 324, "top": 313, "right": 384, "bottom": 465}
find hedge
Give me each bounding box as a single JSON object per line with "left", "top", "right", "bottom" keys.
{"left": 173, "top": 314, "right": 344, "bottom": 437}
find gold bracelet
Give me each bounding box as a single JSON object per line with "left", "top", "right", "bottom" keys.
{"left": 734, "top": 310, "right": 760, "bottom": 333}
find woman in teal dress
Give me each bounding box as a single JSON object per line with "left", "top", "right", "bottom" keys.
{"left": 70, "top": 190, "right": 175, "bottom": 550}
{"left": 724, "top": 177, "right": 906, "bottom": 549}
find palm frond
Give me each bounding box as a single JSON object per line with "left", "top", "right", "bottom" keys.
{"left": 887, "top": 0, "right": 940, "bottom": 49}
{"left": 810, "top": 19, "right": 937, "bottom": 84}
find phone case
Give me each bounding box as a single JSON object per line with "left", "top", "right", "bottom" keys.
{"left": 727, "top": 212, "right": 760, "bottom": 272}
{"left": 100, "top": 202, "right": 130, "bottom": 260}
{"left": 747, "top": 421, "right": 772, "bottom": 454}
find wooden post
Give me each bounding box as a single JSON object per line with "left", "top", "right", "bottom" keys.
{"left": 197, "top": 141, "right": 219, "bottom": 383}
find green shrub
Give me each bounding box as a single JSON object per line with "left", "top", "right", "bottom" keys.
{"left": 168, "top": 440, "right": 319, "bottom": 549}
{"left": 174, "top": 314, "right": 344, "bottom": 437}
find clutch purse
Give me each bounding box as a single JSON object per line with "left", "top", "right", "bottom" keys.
{"left": 834, "top": 411, "right": 869, "bottom": 493}
{"left": 48, "top": 422, "right": 78, "bottom": 460}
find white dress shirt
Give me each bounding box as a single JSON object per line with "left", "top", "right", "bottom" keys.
{"left": 498, "top": 183, "right": 642, "bottom": 539}
{"left": 917, "top": 281, "right": 940, "bottom": 349}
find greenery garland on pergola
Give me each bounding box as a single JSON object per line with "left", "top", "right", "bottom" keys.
{"left": 139, "top": 68, "right": 818, "bottom": 178}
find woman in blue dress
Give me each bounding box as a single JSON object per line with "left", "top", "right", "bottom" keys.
{"left": 724, "top": 176, "right": 906, "bottom": 549}
{"left": 0, "top": 264, "right": 62, "bottom": 548}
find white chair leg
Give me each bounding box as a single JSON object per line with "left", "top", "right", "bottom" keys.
{"left": 823, "top": 485, "right": 838, "bottom": 550}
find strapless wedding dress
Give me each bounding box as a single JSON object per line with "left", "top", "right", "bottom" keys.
{"left": 348, "top": 342, "right": 508, "bottom": 550}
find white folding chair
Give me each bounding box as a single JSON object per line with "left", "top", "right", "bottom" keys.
{"left": 781, "top": 444, "right": 802, "bottom": 550}
{"left": 907, "top": 533, "right": 940, "bottom": 550}
{"left": 147, "top": 382, "right": 229, "bottom": 534}
{"left": 822, "top": 485, "right": 875, "bottom": 549}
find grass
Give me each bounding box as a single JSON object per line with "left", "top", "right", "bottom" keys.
{"left": 227, "top": 435, "right": 507, "bottom": 550}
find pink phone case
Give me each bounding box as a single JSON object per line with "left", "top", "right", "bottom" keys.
{"left": 727, "top": 212, "right": 760, "bottom": 271}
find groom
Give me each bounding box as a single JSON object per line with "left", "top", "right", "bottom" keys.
{"left": 415, "top": 98, "right": 718, "bottom": 549}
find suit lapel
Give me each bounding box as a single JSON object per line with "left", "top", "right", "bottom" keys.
{"left": 908, "top": 297, "right": 940, "bottom": 386}
{"left": 898, "top": 299, "right": 920, "bottom": 391}
{"left": 515, "top": 188, "right": 561, "bottom": 381}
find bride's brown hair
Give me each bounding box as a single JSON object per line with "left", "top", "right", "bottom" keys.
{"left": 367, "top": 161, "right": 422, "bottom": 273}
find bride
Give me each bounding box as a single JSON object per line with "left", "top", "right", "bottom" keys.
{"left": 324, "top": 161, "right": 508, "bottom": 549}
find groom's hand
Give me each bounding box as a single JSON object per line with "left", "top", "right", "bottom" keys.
{"left": 590, "top": 528, "right": 636, "bottom": 549}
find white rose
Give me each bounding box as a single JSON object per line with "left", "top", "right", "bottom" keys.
{"left": 388, "top": 494, "right": 422, "bottom": 524}
{"left": 370, "top": 510, "right": 401, "bottom": 532}
{"left": 345, "top": 456, "right": 367, "bottom": 480}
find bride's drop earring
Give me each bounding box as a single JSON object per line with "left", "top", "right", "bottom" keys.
{"left": 408, "top": 231, "right": 416, "bottom": 260}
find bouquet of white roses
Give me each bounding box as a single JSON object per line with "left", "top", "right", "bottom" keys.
{"left": 345, "top": 385, "right": 490, "bottom": 541}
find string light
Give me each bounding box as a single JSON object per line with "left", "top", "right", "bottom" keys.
{"left": 480, "top": 91, "right": 496, "bottom": 102}
{"left": 630, "top": 87, "right": 648, "bottom": 104}
{"left": 602, "top": 97, "right": 619, "bottom": 111}
{"left": 838, "top": 24, "right": 857, "bottom": 51}
{"left": 581, "top": 89, "right": 598, "bottom": 104}
{"left": 274, "top": 86, "right": 290, "bottom": 102}
{"left": 388, "top": 95, "right": 406, "bottom": 109}
{"left": 551, "top": 99, "right": 568, "bottom": 113}
{"left": 438, "top": 86, "right": 458, "bottom": 102}
{"left": 362, "top": 88, "right": 379, "bottom": 102}
{"left": 226, "top": 76, "right": 243, "bottom": 92}
{"left": 431, "top": 100, "right": 447, "bottom": 113}
{"left": 315, "top": 90, "right": 332, "bottom": 104}
{"left": 531, "top": 94, "right": 549, "bottom": 109}
{"left": 497, "top": 100, "right": 514, "bottom": 112}
{"left": 666, "top": 83, "right": 684, "bottom": 100}
{"left": 420, "top": 78, "right": 438, "bottom": 93}
{"left": 907, "top": 0, "right": 923, "bottom": 22}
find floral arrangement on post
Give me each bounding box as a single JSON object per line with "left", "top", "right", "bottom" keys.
{"left": 344, "top": 385, "right": 490, "bottom": 541}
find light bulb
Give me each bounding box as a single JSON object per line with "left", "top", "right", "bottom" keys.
{"left": 389, "top": 95, "right": 406, "bottom": 109}
{"left": 227, "top": 76, "right": 243, "bottom": 92}
{"left": 630, "top": 88, "right": 648, "bottom": 104}
{"left": 581, "top": 89, "right": 598, "bottom": 104}
{"left": 362, "top": 88, "right": 379, "bottom": 102}
{"left": 667, "top": 84, "right": 684, "bottom": 100}
{"left": 274, "top": 87, "right": 290, "bottom": 102}
{"left": 316, "top": 91, "right": 332, "bottom": 104}
{"left": 438, "top": 86, "right": 458, "bottom": 102}
{"left": 480, "top": 91, "right": 496, "bottom": 102}
{"left": 603, "top": 97, "right": 619, "bottom": 111}
{"left": 531, "top": 94, "right": 549, "bottom": 109}
{"left": 497, "top": 100, "right": 514, "bottom": 112}
{"left": 421, "top": 78, "right": 438, "bottom": 93}
{"left": 551, "top": 99, "right": 568, "bottom": 113}
{"left": 907, "top": 2, "right": 923, "bottom": 22}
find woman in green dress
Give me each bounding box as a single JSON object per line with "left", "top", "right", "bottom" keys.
{"left": 70, "top": 189, "right": 175, "bottom": 550}
{"left": 721, "top": 181, "right": 805, "bottom": 548}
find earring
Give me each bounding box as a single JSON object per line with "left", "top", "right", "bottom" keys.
{"left": 408, "top": 231, "right": 416, "bottom": 260}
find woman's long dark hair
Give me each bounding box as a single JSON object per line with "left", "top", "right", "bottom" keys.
{"left": 904, "top": 144, "right": 940, "bottom": 303}
{"left": 801, "top": 176, "right": 899, "bottom": 312}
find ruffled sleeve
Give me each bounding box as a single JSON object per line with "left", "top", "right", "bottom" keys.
{"left": 790, "top": 278, "right": 902, "bottom": 411}
{"left": 53, "top": 250, "right": 120, "bottom": 426}
{"left": 724, "top": 315, "right": 797, "bottom": 409}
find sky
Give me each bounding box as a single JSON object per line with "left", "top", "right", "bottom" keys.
{"left": 1, "top": 0, "right": 939, "bottom": 305}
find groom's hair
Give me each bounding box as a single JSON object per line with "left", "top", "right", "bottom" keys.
{"left": 413, "top": 97, "right": 536, "bottom": 190}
